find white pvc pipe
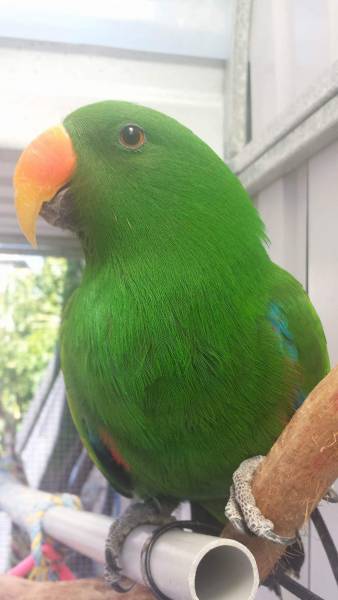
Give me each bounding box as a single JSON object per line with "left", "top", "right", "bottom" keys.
{"left": 121, "top": 524, "right": 259, "bottom": 600}
{"left": 44, "top": 506, "right": 259, "bottom": 600}
{"left": 0, "top": 476, "right": 259, "bottom": 600}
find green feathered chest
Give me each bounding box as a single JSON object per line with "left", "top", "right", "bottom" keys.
{"left": 61, "top": 260, "right": 299, "bottom": 501}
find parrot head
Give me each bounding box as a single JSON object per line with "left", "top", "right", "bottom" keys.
{"left": 13, "top": 101, "right": 265, "bottom": 262}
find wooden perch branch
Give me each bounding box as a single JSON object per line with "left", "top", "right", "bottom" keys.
{"left": 0, "top": 577, "right": 154, "bottom": 600}
{"left": 222, "top": 364, "right": 338, "bottom": 581}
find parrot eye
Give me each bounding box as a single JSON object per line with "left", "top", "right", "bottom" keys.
{"left": 119, "top": 124, "right": 145, "bottom": 150}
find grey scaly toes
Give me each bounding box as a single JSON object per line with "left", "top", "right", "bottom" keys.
{"left": 105, "top": 498, "right": 176, "bottom": 591}
{"left": 224, "top": 456, "right": 297, "bottom": 545}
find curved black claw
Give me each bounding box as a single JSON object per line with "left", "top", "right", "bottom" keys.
{"left": 104, "top": 546, "right": 134, "bottom": 592}
{"left": 104, "top": 498, "right": 176, "bottom": 592}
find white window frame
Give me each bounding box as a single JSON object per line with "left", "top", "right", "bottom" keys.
{"left": 227, "top": 0, "right": 338, "bottom": 195}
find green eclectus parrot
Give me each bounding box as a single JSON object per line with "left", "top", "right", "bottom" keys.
{"left": 14, "top": 101, "right": 329, "bottom": 587}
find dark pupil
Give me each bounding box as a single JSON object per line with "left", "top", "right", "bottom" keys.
{"left": 123, "top": 125, "right": 140, "bottom": 146}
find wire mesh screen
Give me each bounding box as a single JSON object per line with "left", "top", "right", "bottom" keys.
{"left": 0, "top": 351, "right": 119, "bottom": 578}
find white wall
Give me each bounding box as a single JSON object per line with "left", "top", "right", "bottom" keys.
{"left": 250, "top": 0, "right": 338, "bottom": 137}
{"left": 308, "top": 140, "right": 338, "bottom": 366}
{"left": 254, "top": 165, "right": 307, "bottom": 288}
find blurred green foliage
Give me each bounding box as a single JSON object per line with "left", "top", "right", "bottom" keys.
{"left": 0, "top": 258, "right": 68, "bottom": 451}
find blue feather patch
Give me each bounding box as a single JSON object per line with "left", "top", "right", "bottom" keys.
{"left": 268, "top": 303, "right": 298, "bottom": 362}
{"left": 268, "top": 303, "right": 305, "bottom": 410}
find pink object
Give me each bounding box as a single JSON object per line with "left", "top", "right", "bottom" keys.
{"left": 7, "top": 543, "right": 76, "bottom": 580}
{"left": 42, "top": 543, "right": 76, "bottom": 580}
{"left": 7, "top": 554, "right": 35, "bottom": 578}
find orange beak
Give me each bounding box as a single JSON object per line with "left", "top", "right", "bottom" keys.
{"left": 13, "top": 125, "right": 76, "bottom": 247}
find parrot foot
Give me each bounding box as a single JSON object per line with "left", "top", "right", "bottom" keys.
{"left": 104, "top": 498, "right": 176, "bottom": 591}
{"left": 224, "top": 455, "right": 297, "bottom": 545}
